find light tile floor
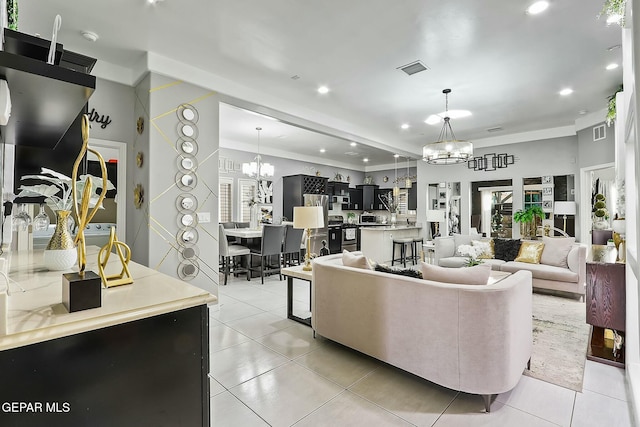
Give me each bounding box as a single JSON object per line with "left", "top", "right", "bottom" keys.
{"left": 209, "top": 273, "right": 634, "bottom": 426}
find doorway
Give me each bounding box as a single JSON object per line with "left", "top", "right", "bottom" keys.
{"left": 580, "top": 163, "right": 615, "bottom": 244}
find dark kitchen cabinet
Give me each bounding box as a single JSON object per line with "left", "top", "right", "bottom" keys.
{"left": 356, "top": 184, "right": 379, "bottom": 210}
{"left": 327, "top": 181, "right": 349, "bottom": 210}
{"left": 374, "top": 188, "right": 393, "bottom": 211}
{"left": 282, "top": 174, "right": 328, "bottom": 221}
{"left": 348, "top": 188, "right": 363, "bottom": 210}
{"left": 408, "top": 183, "right": 417, "bottom": 211}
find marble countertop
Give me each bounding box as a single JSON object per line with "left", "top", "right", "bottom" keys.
{"left": 359, "top": 225, "right": 422, "bottom": 231}
{"left": 0, "top": 247, "right": 216, "bottom": 351}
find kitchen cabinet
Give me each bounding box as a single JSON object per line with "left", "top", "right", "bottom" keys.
{"left": 348, "top": 188, "right": 363, "bottom": 210}
{"left": 374, "top": 188, "right": 393, "bottom": 211}
{"left": 327, "top": 181, "right": 349, "bottom": 210}
{"left": 356, "top": 184, "right": 379, "bottom": 210}
{"left": 283, "top": 174, "right": 327, "bottom": 221}
{"left": 408, "top": 182, "right": 417, "bottom": 211}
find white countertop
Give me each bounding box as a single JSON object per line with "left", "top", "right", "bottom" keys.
{"left": 0, "top": 246, "right": 216, "bottom": 351}
{"left": 359, "top": 225, "right": 422, "bottom": 231}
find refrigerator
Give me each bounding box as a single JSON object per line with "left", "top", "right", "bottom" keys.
{"left": 303, "top": 194, "right": 328, "bottom": 257}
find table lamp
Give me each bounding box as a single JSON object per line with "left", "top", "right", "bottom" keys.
{"left": 426, "top": 210, "right": 446, "bottom": 239}
{"left": 554, "top": 201, "right": 576, "bottom": 235}
{"left": 612, "top": 218, "right": 626, "bottom": 262}
{"left": 293, "top": 206, "right": 325, "bottom": 271}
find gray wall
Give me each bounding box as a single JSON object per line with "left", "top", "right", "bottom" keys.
{"left": 577, "top": 122, "right": 615, "bottom": 168}
{"left": 417, "top": 136, "right": 584, "bottom": 240}
{"left": 88, "top": 78, "right": 136, "bottom": 144}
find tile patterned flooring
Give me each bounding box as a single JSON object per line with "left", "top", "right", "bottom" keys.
{"left": 209, "top": 273, "right": 634, "bottom": 426}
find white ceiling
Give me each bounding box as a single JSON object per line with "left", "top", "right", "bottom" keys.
{"left": 19, "top": 1, "right": 622, "bottom": 169}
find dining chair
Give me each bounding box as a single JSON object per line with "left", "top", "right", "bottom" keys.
{"left": 219, "top": 224, "right": 251, "bottom": 285}
{"left": 282, "top": 224, "right": 304, "bottom": 267}
{"left": 250, "top": 224, "right": 286, "bottom": 284}
{"left": 221, "top": 222, "right": 237, "bottom": 243}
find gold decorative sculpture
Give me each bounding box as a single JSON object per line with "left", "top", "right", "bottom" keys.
{"left": 72, "top": 115, "right": 109, "bottom": 276}
{"left": 98, "top": 227, "right": 133, "bottom": 287}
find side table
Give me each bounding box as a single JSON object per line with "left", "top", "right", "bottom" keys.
{"left": 586, "top": 245, "right": 626, "bottom": 367}
{"left": 281, "top": 265, "right": 313, "bottom": 327}
{"left": 423, "top": 241, "right": 436, "bottom": 264}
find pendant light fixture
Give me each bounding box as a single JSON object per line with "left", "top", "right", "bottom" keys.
{"left": 242, "top": 127, "right": 275, "bottom": 178}
{"left": 393, "top": 154, "right": 400, "bottom": 197}
{"left": 422, "top": 89, "right": 473, "bottom": 165}
{"left": 405, "top": 157, "right": 412, "bottom": 188}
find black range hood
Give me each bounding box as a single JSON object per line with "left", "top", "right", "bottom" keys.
{"left": 0, "top": 29, "right": 96, "bottom": 149}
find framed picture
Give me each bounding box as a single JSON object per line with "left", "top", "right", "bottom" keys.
{"left": 260, "top": 205, "right": 273, "bottom": 224}
{"left": 257, "top": 180, "right": 273, "bottom": 204}
{"left": 542, "top": 176, "right": 552, "bottom": 184}
{"left": 542, "top": 200, "right": 553, "bottom": 210}
{"left": 542, "top": 187, "right": 553, "bottom": 196}
{"left": 233, "top": 161, "right": 242, "bottom": 171}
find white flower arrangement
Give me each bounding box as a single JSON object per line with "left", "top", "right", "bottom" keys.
{"left": 457, "top": 241, "right": 490, "bottom": 266}
{"left": 16, "top": 168, "right": 115, "bottom": 212}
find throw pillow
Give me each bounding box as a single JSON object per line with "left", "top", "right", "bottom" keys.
{"left": 420, "top": 262, "right": 492, "bottom": 286}
{"left": 540, "top": 236, "right": 575, "bottom": 268}
{"left": 514, "top": 241, "right": 545, "bottom": 264}
{"left": 472, "top": 239, "right": 494, "bottom": 259}
{"left": 342, "top": 250, "right": 373, "bottom": 270}
{"left": 453, "top": 233, "right": 482, "bottom": 253}
{"left": 493, "top": 239, "right": 522, "bottom": 261}
{"left": 375, "top": 264, "right": 423, "bottom": 279}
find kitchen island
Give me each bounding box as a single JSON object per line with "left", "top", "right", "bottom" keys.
{"left": 0, "top": 246, "right": 216, "bottom": 427}
{"left": 359, "top": 225, "right": 422, "bottom": 264}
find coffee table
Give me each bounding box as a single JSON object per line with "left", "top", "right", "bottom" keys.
{"left": 281, "top": 265, "right": 313, "bottom": 326}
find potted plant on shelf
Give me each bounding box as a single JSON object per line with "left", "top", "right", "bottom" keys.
{"left": 513, "top": 205, "right": 545, "bottom": 239}
{"left": 592, "top": 193, "right": 609, "bottom": 230}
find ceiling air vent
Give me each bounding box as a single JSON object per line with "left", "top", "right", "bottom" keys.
{"left": 344, "top": 151, "right": 360, "bottom": 156}
{"left": 593, "top": 124, "right": 606, "bottom": 141}
{"left": 487, "top": 126, "right": 504, "bottom": 133}
{"left": 397, "top": 60, "right": 429, "bottom": 76}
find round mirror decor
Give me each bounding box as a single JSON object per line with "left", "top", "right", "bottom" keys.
{"left": 176, "top": 103, "right": 200, "bottom": 124}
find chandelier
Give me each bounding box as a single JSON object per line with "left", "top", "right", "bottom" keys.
{"left": 422, "top": 89, "right": 473, "bottom": 165}
{"left": 242, "top": 127, "right": 275, "bottom": 178}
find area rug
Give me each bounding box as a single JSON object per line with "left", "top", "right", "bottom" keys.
{"left": 524, "top": 293, "right": 590, "bottom": 391}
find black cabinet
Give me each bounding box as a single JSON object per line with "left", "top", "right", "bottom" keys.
{"left": 328, "top": 226, "right": 342, "bottom": 253}
{"left": 356, "top": 184, "right": 379, "bottom": 210}
{"left": 408, "top": 183, "right": 417, "bottom": 211}
{"left": 327, "top": 181, "right": 350, "bottom": 210}
{"left": 283, "top": 174, "right": 328, "bottom": 221}
{"left": 374, "top": 188, "right": 393, "bottom": 211}
{"left": 348, "top": 188, "right": 363, "bottom": 210}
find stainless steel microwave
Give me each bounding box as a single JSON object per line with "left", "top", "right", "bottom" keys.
{"left": 360, "top": 214, "right": 377, "bottom": 223}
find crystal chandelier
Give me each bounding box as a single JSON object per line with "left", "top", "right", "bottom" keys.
{"left": 242, "top": 127, "right": 275, "bottom": 178}
{"left": 422, "top": 89, "right": 473, "bottom": 165}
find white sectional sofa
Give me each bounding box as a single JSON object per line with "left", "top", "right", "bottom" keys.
{"left": 434, "top": 234, "right": 586, "bottom": 299}
{"left": 312, "top": 253, "right": 533, "bottom": 412}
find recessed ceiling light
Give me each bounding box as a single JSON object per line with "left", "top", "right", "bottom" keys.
{"left": 147, "top": 0, "right": 164, "bottom": 4}
{"left": 606, "top": 63, "right": 619, "bottom": 70}
{"left": 363, "top": 158, "right": 369, "bottom": 162}
{"left": 559, "top": 88, "right": 573, "bottom": 96}
{"left": 317, "top": 86, "right": 329, "bottom": 94}
{"left": 607, "top": 44, "right": 622, "bottom": 51}
{"left": 350, "top": 142, "right": 357, "bottom": 147}
{"left": 80, "top": 30, "right": 99, "bottom": 42}
{"left": 401, "top": 123, "right": 410, "bottom": 129}
{"left": 393, "top": 154, "right": 400, "bottom": 158}
{"left": 579, "top": 110, "right": 588, "bottom": 115}
{"left": 526, "top": 1, "right": 549, "bottom": 15}
{"left": 320, "top": 149, "right": 326, "bottom": 153}
{"left": 424, "top": 110, "right": 472, "bottom": 125}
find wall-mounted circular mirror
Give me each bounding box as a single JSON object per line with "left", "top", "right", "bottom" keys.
{"left": 176, "top": 194, "right": 198, "bottom": 212}
{"left": 176, "top": 172, "right": 198, "bottom": 191}
{"left": 177, "top": 259, "right": 199, "bottom": 281}
{"left": 182, "top": 158, "right": 194, "bottom": 170}
{"left": 176, "top": 137, "right": 199, "bottom": 156}
{"left": 181, "top": 245, "right": 198, "bottom": 259}
{"left": 177, "top": 155, "right": 198, "bottom": 173}
{"left": 182, "top": 230, "right": 196, "bottom": 243}
{"left": 181, "top": 124, "right": 195, "bottom": 137}
{"left": 181, "top": 214, "right": 195, "bottom": 227}
{"left": 177, "top": 226, "right": 199, "bottom": 246}
{"left": 182, "top": 140, "right": 194, "bottom": 153}
{"left": 176, "top": 103, "right": 200, "bottom": 124}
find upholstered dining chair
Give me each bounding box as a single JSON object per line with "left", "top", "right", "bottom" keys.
{"left": 219, "top": 224, "right": 251, "bottom": 285}
{"left": 250, "top": 224, "right": 286, "bottom": 284}
{"left": 221, "top": 222, "right": 237, "bottom": 243}
{"left": 282, "top": 224, "right": 305, "bottom": 267}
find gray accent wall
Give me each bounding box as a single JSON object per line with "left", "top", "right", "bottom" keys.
{"left": 88, "top": 78, "right": 136, "bottom": 144}
{"left": 577, "top": 121, "right": 615, "bottom": 168}
{"left": 417, "top": 136, "right": 584, "bottom": 241}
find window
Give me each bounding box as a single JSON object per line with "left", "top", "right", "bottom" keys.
{"left": 238, "top": 179, "right": 257, "bottom": 222}
{"left": 219, "top": 178, "right": 233, "bottom": 223}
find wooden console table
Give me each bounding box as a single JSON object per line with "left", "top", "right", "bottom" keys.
{"left": 585, "top": 245, "right": 626, "bottom": 367}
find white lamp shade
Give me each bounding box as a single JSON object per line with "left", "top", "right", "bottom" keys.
{"left": 554, "top": 201, "right": 576, "bottom": 216}
{"left": 293, "top": 206, "right": 324, "bottom": 229}
{"left": 612, "top": 219, "right": 626, "bottom": 234}
{"left": 426, "top": 210, "right": 446, "bottom": 222}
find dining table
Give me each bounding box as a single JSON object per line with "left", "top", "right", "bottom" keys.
{"left": 224, "top": 228, "right": 263, "bottom": 239}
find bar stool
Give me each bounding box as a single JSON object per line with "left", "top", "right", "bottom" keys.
{"left": 411, "top": 237, "right": 424, "bottom": 264}
{"left": 392, "top": 238, "right": 414, "bottom": 267}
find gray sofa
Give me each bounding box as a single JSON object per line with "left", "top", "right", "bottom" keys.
{"left": 434, "top": 235, "right": 586, "bottom": 299}
{"left": 312, "top": 253, "right": 533, "bottom": 412}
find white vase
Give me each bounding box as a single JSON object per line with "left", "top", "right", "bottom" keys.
{"left": 43, "top": 210, "right": 77, "bottom": 271}
{"left": 250, "top": 204, "right": 260, "bottom": 229}
{"left": 43, "top": 248, "right": 77, "bottom": 271}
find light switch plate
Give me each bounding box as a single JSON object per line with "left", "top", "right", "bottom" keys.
{"left": 197, "top": 212, "right": 211, "bottom": 223}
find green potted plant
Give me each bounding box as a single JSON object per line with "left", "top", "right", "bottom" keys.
{"left": 592, "top": 193, "right": 609, "bottom": 229}
{"left": 513, "top": 205, "right": 545, "bottom": 239}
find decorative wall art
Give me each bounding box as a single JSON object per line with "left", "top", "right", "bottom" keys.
{"left": 133, "top": 183, "right": 144, "bottom": 209}
{"left": 174, "top": 103, "right": 200, "bottom": 281}
{"left": 136, "top": 152, "right": 143, "bottom": 168}
{"left": 542, "top": 187, "right": 553, "bottom": 196}
{"left": 136, "top": 117, "right": 144, "bottom": 135}
{"left": 468, "top": 153, "right": 516, "bottom": 171}
{"left": 542, "top": 176, "right": 553, "bottom": 184}
{"left": 542, "top": 200, "right": 553, "bottom": 211}
{"left": 257, "top": 180, "right": 273, "bottom": 204}
{"left": 260, "top": 205, "right": 273, "bottom": 224}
